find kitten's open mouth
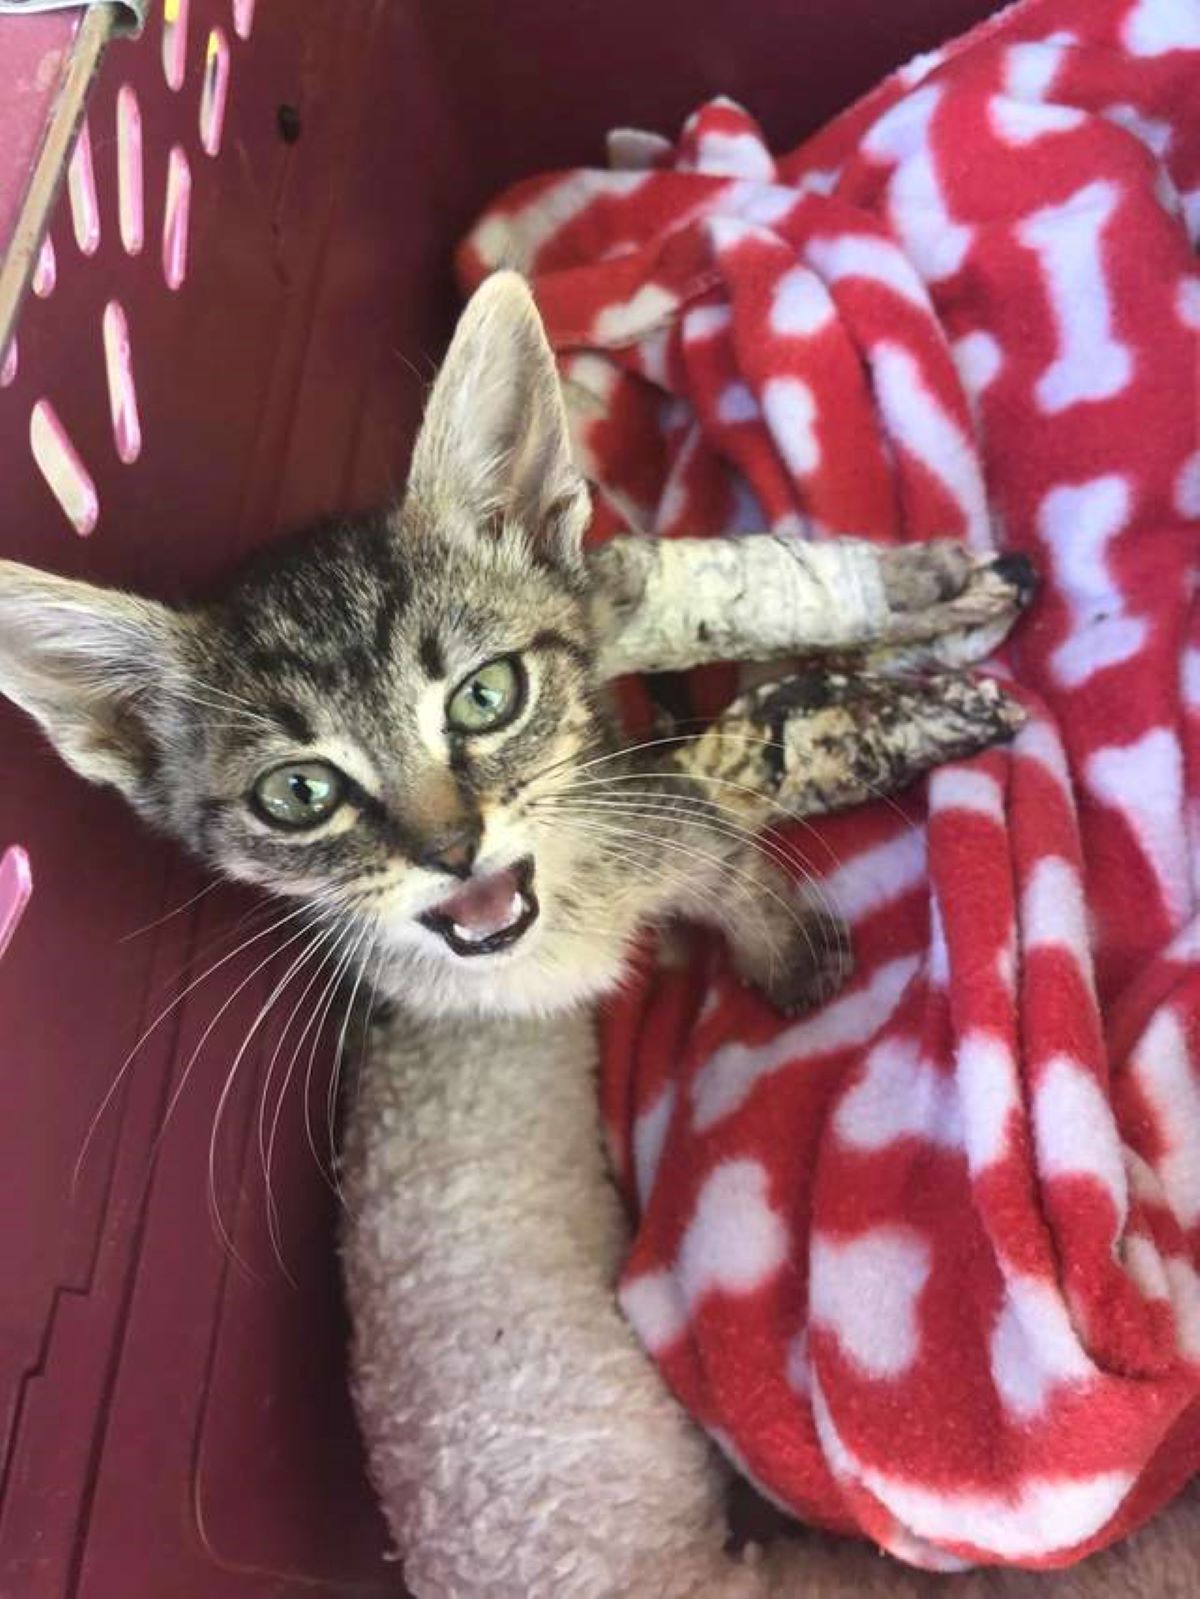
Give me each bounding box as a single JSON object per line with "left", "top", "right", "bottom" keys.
{"left": 419, "top": 857, "right": 539, "bottom": 958}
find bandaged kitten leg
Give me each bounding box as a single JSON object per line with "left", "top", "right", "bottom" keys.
{"left": 589, "top": 534, "right": 1035, "bottom": 681}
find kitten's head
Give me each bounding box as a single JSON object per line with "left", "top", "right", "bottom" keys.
{"left": 0, "top": 274, "right": 644, "bottom": 1017}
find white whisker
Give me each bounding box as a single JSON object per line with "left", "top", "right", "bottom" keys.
{"left": 144, "top": 911, "right": 327, "bottom": 1178}
{"left": 535, "top": 794, "right": 822, "bottom": 935}
{"left": 72, "top": 898, "right": 318, "bottom": 1191}
{"left": 119, "top": 873, "right": 223, "bottom": 943}
{"left": 300, "top": 925, "right": 369, "bottom": 1193}
{"left": 325, "top": 921, "right": 378, "bottom": 1207}
{"left": 553, "top": 764, "right": 846, "bottom": 871}
{"left": 533, "top": 784, "right": 840, "bottom": 937}
{"left": 541, "top": 811, "right": 801, "bottom": 977}
{"left": 255, "top": 920, "right": 347, "bottom": 1267}
{"left": 205, "top": 922, "right": 341, "bottom": 1280}
{"left": 262, "top": 920, "right": 362, "bottom": 1268}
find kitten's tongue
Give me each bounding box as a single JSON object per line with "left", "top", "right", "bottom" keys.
{"left": 432, "top": 865, "right": 525, "bottom": 942}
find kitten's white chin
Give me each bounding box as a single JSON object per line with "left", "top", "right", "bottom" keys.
{"left": 377, "top": 924, "right": 631, "bottom": 1020}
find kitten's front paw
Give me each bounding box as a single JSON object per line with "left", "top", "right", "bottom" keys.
{"left": 880, "top": 539, "right": 973, "bottom": 611}
{"left": 737, "top": 913, "right": 854, "bottom": 1016}
{"left": 874, "top": 543, "right": 1037, "bottom": 670}
{"left": 881, "top": 541, "right": 1036, "bottom": 618}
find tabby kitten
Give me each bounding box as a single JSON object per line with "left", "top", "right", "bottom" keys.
{"left": 0, "top": 273, "right": 837, "bottom": 1022}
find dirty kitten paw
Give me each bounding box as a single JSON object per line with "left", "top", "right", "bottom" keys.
{"left": 873, "top": 542, "right": 1038, "bottom": 667}
{"left": 880, "top": 539, "right": 973, "bottom": 611}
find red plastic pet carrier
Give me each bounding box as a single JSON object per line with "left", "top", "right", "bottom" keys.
{"left": 0, "top": 3, "right": 1001, "bottom": 1593}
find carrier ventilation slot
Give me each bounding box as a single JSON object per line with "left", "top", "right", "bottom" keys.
{"left": 163, "top": 146, "right": 192, "bottom": 291}
{"left": 68, "top": 120, "right": 100, "bottom": 256}
{"left": 232, "top": 0, "right": 255, "bottom": 41}
{"left": 32, "top": 235, "right": 56, "bottom": 298}
{"left": 29, "top": 400, "right": 99, "bottom": 536}
{"left": 162, "top": 0, "right": 191, "bottom": 91}
{"left": 0, "top": 846, "right": 32, "bottom": 965}
{"left": 102, "top": 301, "right": 142, "bottom": 465}
{"left": 117, "top": 85, "right": 145, "bottom": 256}
{"left": 200, "top": 28, "right": 231, "bottom": 157}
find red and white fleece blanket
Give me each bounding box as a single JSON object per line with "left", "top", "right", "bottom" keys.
{"left": 458, "top": 0, "right": 1200, "bottom": 1570}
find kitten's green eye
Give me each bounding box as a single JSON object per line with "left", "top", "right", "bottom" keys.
{"left": 252, "top": 761, "right": 346, "bottom": 830}
{"left": 446, "top": 657, "right": 524, "bottom": 735}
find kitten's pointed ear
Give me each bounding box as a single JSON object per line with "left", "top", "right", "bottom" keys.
{"left": 0, "top": 560, "right": 184, "bottom": 799}
{"left": 406, "top": 271, "right": 589, "bottom": 568}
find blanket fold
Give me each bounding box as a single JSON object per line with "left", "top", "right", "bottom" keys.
{"left": 459, "top": 0, "right": 1200, "bottom": 1569}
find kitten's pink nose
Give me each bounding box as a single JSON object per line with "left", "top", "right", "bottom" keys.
{"left": 417, "top": 819, "right": 481, "bottom": 880}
